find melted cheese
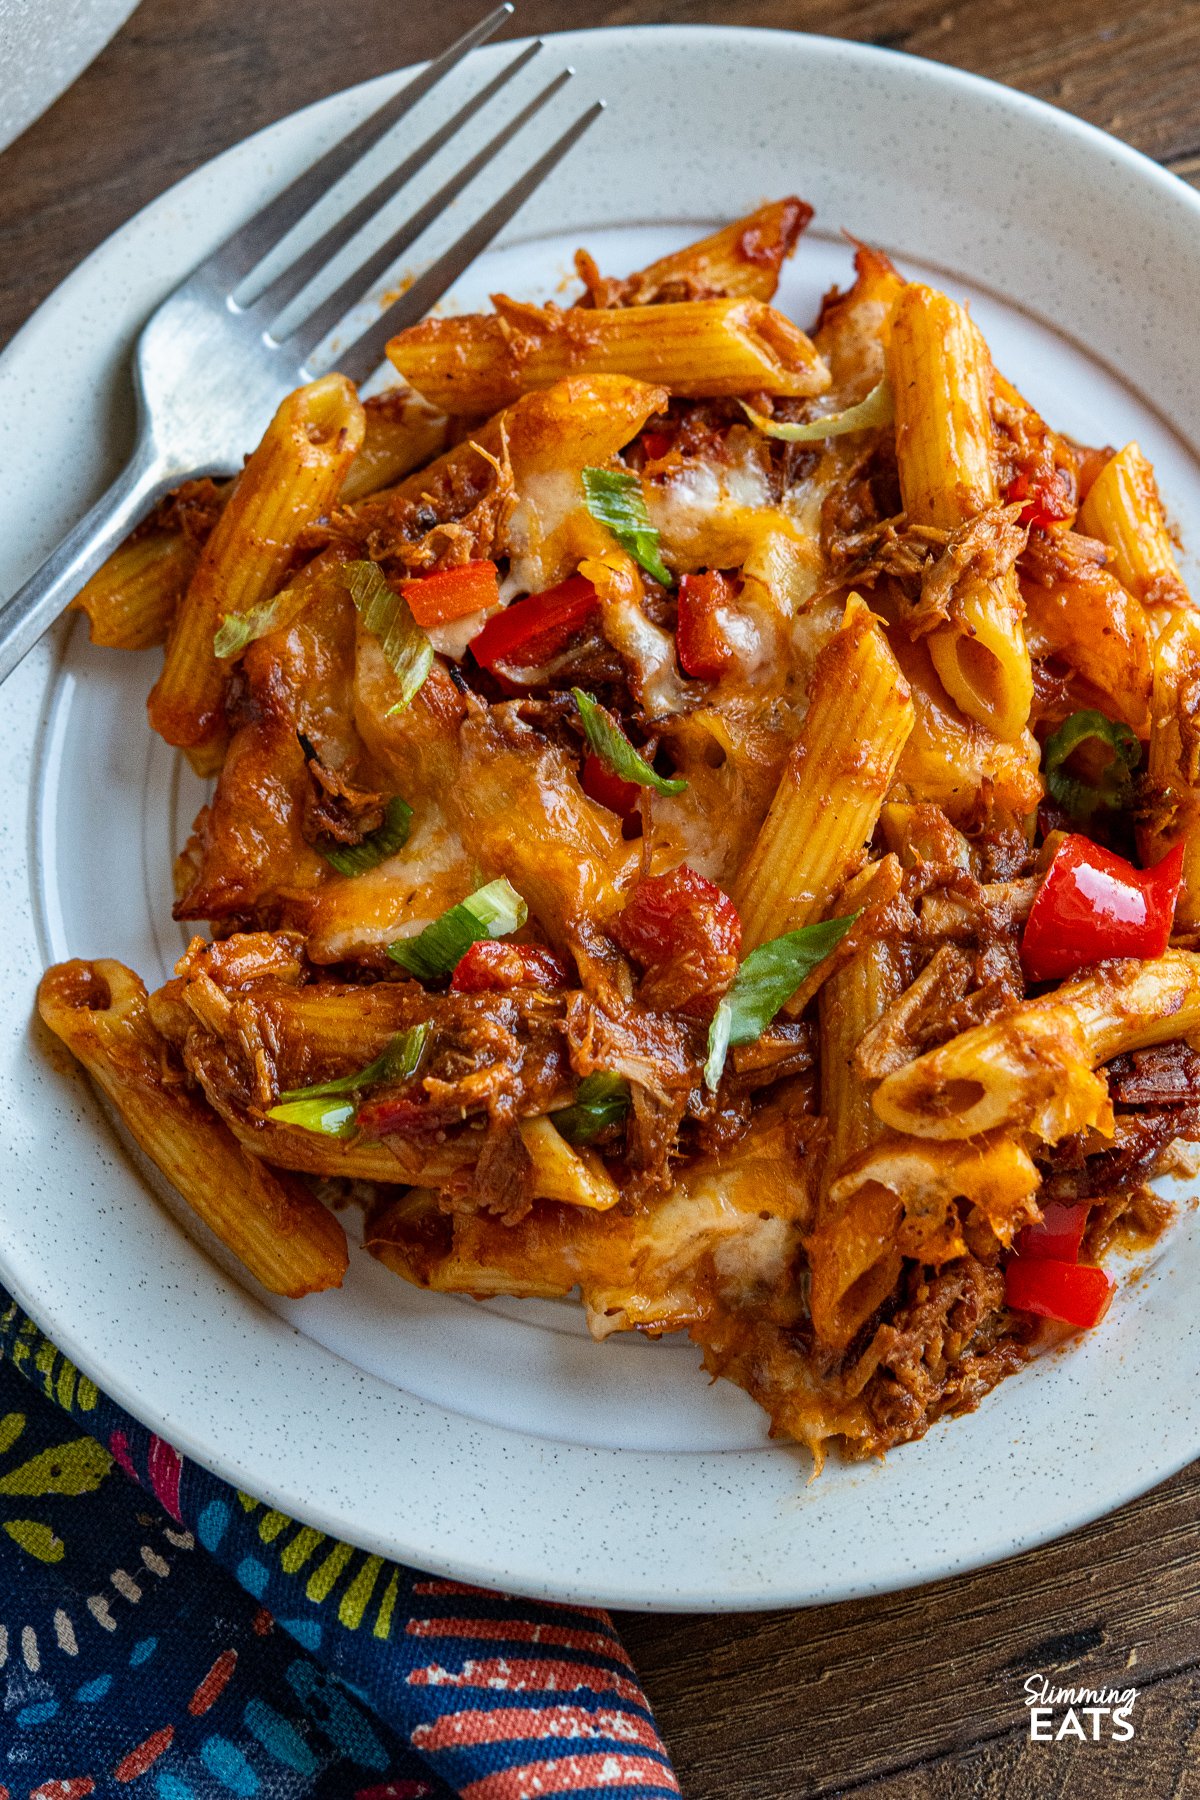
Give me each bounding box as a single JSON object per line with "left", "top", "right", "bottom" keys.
{"left": 428, "top": 608, "right": 493, "bottom": 661}
{"left": 712, "top": 1216, "right": 795, "bottom": 1301}
{"left": 505, "top": 470, "right": 585, "bottom": 595}
{"left": 305, "top": 802, "right": 473, "bottom": 963}
{"left": 583, "top": 1126, "right": 805, "bottom": 1336}
{"left": 647, "top": 454, "right": 776, "bottom": 573}
{"left": 600, "top": 591, "right": 689, "bottom": 716}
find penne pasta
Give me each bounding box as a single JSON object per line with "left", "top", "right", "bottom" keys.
{"left": 889, "top": 286, "right": 995, "bottom": 536}
{"left": 1078, "top": 447, "right": 1200, "bottom": 919}
{"left": 873, "top": 951, "right": 1200, "bottom": 1143}
{"left": 735, "top": 592, "right": 915, "bottom": 950}
{"left": 808, "top": 1135, "right": 1041, "bottom": 1351}
{"left": 71, "top": 530, "right": 198, "bottom": 650}
{"left": 887, "top": 284, "right": 1033, "bottom": 741}
{"left": 38, "top": 960, "right": 348, "bottom": 1297}
{"left": 338, "top": 390, "right": 449, "bottom": 502}
{"left": 575, "top": 198, "right": 813, "bottom": 307}
{"left": 386, "top": 295, "right": 830, "bottom": 415}
{"left": 819, "top": 942, "right": 905, "bottom": 1178}
{"left": 148, "top": 374, "right": 364, "bottom": 770}
{"left": 233, "top": 1117, "right": 616, "bottom": 1214}
{"left": 168, "top": 969, "right": 436, "bottom": 1086}
{"left": 812, "top": 241, "right": 904, "bottom": 405}
{"left": 1019, "top": 555, "right": 1153, "bottom": 735}
{"left": 218, "top": 1100, "right": 475, "bottom": 1187}
{"left": 886, "top": 628, "right": 1043, "bottom": 822}
{"left": 1077, "top": 441, "right": 1189, "bottom": 620}
{"left": 806, "top": 939, "right": 906, "bottom": 1347}
{"left": 343, "top": 374, "right": 672, "bottom": 601}
{"left": 517, "top": 1115, "right": 622, "bottom": 1212}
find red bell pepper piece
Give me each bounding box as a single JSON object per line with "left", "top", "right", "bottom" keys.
{"left": 449, "top": 940, "right": 571, "bottom": 993}
{"left": 640, "top": 429, "right": 674, "bottom": 462}
{"left": 470, "top": 574, "right": 598, "bottom": 674}
{"left": 1005, "top": 1257, "right": 1114, "bottom": 1329}
{"left": 1021, "top": 836, "right": 1184, "bottom": 982}
{"left": 1014, "top": 1200, "right": 1089, "bottom": 1262}
{"left": 402, "top": 560, "right": 499, "bottom": 626}
{"left": 676, "top": 571, "right": 734, "bottom": 681}
{"left": 355, "top": 1092, "right": 425, "bottom": 1137}
{"left": 581, "top": 751, "right": 640, "bottom": 819}
{"left": 1005, "top": 469, "right": 1073, "bottom": 531}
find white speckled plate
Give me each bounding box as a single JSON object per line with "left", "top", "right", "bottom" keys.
{"left": 2, "top": 27, "right": 1200, "bottom": 1611}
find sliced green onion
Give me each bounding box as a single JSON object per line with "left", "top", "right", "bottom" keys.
{"left": 581, "top": 466, "right": 673, "bottom": 587}
{"left": 387, "top": 878, "right": 528, "bottom": 981}
{"left": 551, "top": 1072, "right": 631, "bottom": 1146}
{"left": 1043, "top": 709, "right": 1141, "bottom": 820}
{"left": 571, "top": 688, "right": 687, "bottom": 797}
{"left": 741, "top": 378, "right": 894, "bottom": 444}
{"left": 276, "top": 1024, "right": 430, "bottom": 1105}
{"left": 703, "top": 1001, "right": 733, "bottom": 1094}
{"left": 265, "top": 1097, "right": 357, "bottom": 1138}
{"left": 318, "top": 795, "right": 414, "bottom": 878}
{"left": 343, "top": 560, "right": 433, "bottom": 714}
{"left": 214, "top": 590, "right": 297, "bottom": 659}
{"left": 705, "top": 914, "right": 857, "bottom": 1090}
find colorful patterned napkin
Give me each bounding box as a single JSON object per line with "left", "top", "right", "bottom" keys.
{"left": 0, "top": 1291, "right": 678, "bottom": 1798}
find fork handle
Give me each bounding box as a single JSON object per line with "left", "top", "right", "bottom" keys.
{"left": 0, "top": 438, "right": 180, "bottom": 688}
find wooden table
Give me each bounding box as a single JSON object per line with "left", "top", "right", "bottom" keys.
{"left": 3, "top": 1, "right": 1199, "bottom": 1792}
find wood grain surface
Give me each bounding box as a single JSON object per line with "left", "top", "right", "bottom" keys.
{"left": 3, "top": 1, "right": 1199, "bottom": 1794}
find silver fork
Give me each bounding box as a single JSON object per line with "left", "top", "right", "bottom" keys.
{"left": 0, "top": 4, "right": 601, "bottom": 686}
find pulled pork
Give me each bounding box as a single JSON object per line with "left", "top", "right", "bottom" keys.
{"left": 845, "top": 1254, "right": 1032, "bottom": 1452}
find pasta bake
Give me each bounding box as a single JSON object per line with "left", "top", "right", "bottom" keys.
{"left": 40, "top": 198, "right": 1200, "bottom": 1465}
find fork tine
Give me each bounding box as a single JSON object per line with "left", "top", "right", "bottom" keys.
{"left": 283, "top": 70, "right": 581, "bottom": 369}
{"left": 328, "top": 99, "right": 605, "bottom": 388}
{"left": 201, "top": 3, "right": 514, "bottom": 293}
{"left": 248, "top": 40, "right": 544, "bottom": 327}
